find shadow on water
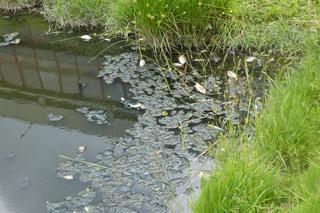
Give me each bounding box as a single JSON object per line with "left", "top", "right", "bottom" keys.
{"left": 0, "top": 14, "right": 136, "bottom": 213}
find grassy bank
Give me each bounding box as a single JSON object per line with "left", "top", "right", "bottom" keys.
{"left": 193, "top": 39, "right": 320, "bottom": 212}
{"left": 1, "top": 0, "right": 319, "bottom": 53}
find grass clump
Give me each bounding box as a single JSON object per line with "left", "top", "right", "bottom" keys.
{"left": 291, "top": 159, "right": 320, "bottom": 213}
{"left": 42, "top": 0, "right": 110, "bottom": 28}
{"left": 0, "top": 0, "right": 37, "bottom": 10}
{"left": 111, "top": 0, "right": 236, "bottom": 48}
{"left": 194, "top": 155, "right": 288, "bottom": 212}
{"left": 254, "top": 41, "right": 320, "bottom": 172}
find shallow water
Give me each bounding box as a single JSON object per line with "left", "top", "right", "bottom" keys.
{"left": 0, "top": 14, "right": 136, "bottom": 213}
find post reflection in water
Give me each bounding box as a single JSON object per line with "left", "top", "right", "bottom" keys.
{"left": 0, "top": 31, "right": 130, "bottom": 102}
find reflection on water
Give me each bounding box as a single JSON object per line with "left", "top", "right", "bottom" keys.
{"left": 0, "top": 14, "right": 136, "bottom": 213}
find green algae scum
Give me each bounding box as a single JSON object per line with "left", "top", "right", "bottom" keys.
{"left": 1, "top": 1, "right": 320, "bottom": 213}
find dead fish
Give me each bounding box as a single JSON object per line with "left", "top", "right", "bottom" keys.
{"left": 80, "top": 35, "right": 92, "bottom": 42}
{"left": 194, "top": 83, "right": 207, "bottom": 94}
{"left": 63, "top": 175, "right": 74, "bottom": 180}
{"left": 9, "top": 38, "right": 21, "bottom": 45}
{"left": 78, "top": 146, "right": 87, "bottom": 153}
{"left": 178, "top": 55, "right": 187, "bottom": 65}
{"left": 139, "top": 59, "right": 146, "bottom": 68}
{"left": 3, "top": 32, "right": 19, "bottom": 42}
{"left": 129, "top": 103, "right": 145, "bottom": 109}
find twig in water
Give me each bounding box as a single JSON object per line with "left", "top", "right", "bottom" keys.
{"left": 193, "top": 140, "right": 219, "bottom": 162}
{"left": 87, "top": 40, "right": 126, "bottom": 64}
{"left": 58, "top": 154, "right": 131, "bottom": 176}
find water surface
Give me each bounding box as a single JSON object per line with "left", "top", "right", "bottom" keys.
{"left": 0, "top": 14, "right": 136, "bottom": 213}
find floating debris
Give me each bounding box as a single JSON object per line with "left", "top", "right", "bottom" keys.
{"left": 6, "top": 152, "right": 16, "bottom": 160}
{"left": 47, "top": 113, "right": 64, "bottom": 122}
{"left": 76, "top": 107, "right": 108, "bottom": 125}
{"left": 128, "top": 102, "right": 145, "bottom": 109}
{"left": 80, "top": 35, "right": 92, "bottom": 42}
{"left": 17, "top": 176, "right": 30, "bottom": 189}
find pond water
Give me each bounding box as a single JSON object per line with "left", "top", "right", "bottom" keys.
{"left": 0, "top": 14, "right": 137, "bottom": 213}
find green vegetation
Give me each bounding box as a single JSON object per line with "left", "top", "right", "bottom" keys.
{"left": 193, "top": 40, "right": 320, "bottom": 212}
{"left": 0, "top": 0, "right": 37, "bottom": 10}
{"left": 2, "top": 0, "right": 319, "bottom": 53}
{"left": 42, "top": 0, "right": 110, "bottom": 28}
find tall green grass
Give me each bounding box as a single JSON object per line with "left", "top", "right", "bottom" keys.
{"left": 111, "top": 0, "right": 235, "bottom": 48}
{"left": 194, "top": 39, "right": 320, "bottom": 212}
{"left": 194, "top": 155, "right": 288, "bottom": 212}
{"left": 255, "top": 40, "right": 320, "bottom": 172}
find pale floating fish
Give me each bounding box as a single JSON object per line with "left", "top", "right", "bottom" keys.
{"left": 9, "top": 38, "right": 21, "bottom": 45}
{"left": 129, "top": 103, "right": 145, "bottom": 109}
{"left": 246, "top": 56, "right": 256, "bottom": 63}
{"left": 80, "top": 35, "right": 92, "bottom": 42}
{"left": 78, "top": 146, "right": 86, "bottom": 153}
{"left": 139, "top": 59, "right": 146, "bottom": 68}
{"left": 3, "top": 32, "right": 19, "bottom": 42}
{"left": 63, "top": 175, "right": 74, "bottom": 180}
{"left": 227, "top": 71, "right": 238, "bottom": 80}
{"left": 194, "top": 83, "right": 207, "bottom": 94}
{"left": 47, "top": 113, "right": 64, "bottom": 122}
{"left": 178, "top": 55, "right": 187, "bottom": 65}
{"left": 0, "top": 42, "right": 9, "bottom": 47}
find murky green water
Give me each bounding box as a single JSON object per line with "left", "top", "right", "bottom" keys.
{"left": 0, "top": 14, "right": 137, "bottom": 213}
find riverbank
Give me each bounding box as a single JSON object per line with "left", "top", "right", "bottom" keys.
{"left": 1, "top": 0, "right": 319, "bottom": 54}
